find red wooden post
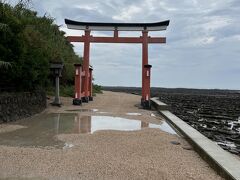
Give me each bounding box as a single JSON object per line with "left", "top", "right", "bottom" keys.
{"left": 81, "top": 72, "right": 85, "bottom": 97}
{"left": 141, "top": 30, "right": 149, "bottom": 107}
{"left": 73, "top": 64, "right": 82, "bottom": 105}
{"left": 143, "top": 64, "right": 152, "bottom": 108}
{"left": 82, "top": 30, "right": 91, "bottom": 102}
{"left": 89, "top": 67, "right": 93, "bottom": 101}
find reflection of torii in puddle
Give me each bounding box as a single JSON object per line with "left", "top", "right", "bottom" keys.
{"left": 72, "top": 114, "right": 149, "bottom": 134}
{"left": 73, "top": 114, "right": 91, "bottom": 133}
{"left": 65, "top": 19, "right": 170, "bottom": 109}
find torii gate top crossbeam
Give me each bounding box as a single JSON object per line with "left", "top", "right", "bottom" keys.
{"left": 65, "top": 19, "right": 170, "bottom": 31}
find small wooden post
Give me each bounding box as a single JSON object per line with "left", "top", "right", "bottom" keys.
{"left": 89, "top": 66, "right": 93, "bottom": 101}
{"left": 73, "top": 64, "right": 82, "bottom": 105}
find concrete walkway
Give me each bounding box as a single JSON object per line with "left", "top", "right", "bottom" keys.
{"left": 0, "top": 91, "right": 223, "bottom": 179}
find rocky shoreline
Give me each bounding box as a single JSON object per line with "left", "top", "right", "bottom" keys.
{"left": 158, "top": 92, "right": 240, "bottom": 156}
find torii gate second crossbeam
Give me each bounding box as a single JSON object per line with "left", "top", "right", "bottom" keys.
{"left": 65, "top": 19, "right": 170, "bottom": 109}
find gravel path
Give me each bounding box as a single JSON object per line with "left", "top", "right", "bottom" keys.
{"left": 0, "top": 91, "right": 223, "bottom": 179}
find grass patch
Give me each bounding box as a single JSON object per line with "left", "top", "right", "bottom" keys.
{"left": 93, "top": 84, "right": 102, "bottom": 95}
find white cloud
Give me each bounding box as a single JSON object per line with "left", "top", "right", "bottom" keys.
{"left": 201, "top": 16, "right": 233, "bottom": 32}
{"left": 193, "top": 36, "right": 216, "bottom": 46}
{"left": 112, "top": 5, "right": 142, "bottom": 21}
{"left": 158, "top": 1, "right": 177, "bottom": 12}
{"left": 28, "top": 0, "right": 240, "bottom": 89}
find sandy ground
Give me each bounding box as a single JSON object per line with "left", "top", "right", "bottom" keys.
{"left": 0, "top": 91, "right": 223, "bottom": 179}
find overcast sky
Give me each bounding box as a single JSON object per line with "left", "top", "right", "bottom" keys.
{"left": 11, "top": 0, "right": 240, "bottom": 89}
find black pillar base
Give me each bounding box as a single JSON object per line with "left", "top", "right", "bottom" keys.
{"left": 82, "top": 96, "right": 89, "bottom": 103}
{"left": 141, "top": 99, "right": 151, "bottom": 109}
{"left": 89, "top": 96, "right": 93, "bottom": 101}
{"left": 73, "top": 98, "right": 82, "bottom": 106}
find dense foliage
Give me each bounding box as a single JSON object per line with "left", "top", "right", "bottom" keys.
{"left": 0, "top": 1, "right": 82, "bottom": 91}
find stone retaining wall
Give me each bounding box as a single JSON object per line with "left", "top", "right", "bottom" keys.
{"left": 0, "top": 91, "right": 46, "bottom": 123}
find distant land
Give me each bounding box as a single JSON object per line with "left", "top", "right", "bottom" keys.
{"left": 103, "top": 86, "right": 240, "bottom": 96}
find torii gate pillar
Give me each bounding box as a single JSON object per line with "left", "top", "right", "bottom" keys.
{"left": 141, "top": 30, "right": 151, "bottom": 109}
{"left": 82, "top": 30, "right": 91, "bottom": 103}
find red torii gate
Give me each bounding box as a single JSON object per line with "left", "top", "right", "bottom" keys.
{"left": 65, "top": 19, "right": 170, "bottom": 108}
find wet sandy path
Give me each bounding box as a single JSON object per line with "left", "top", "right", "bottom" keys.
{"left": 0, "top": 91, "right": 223, "bottom": 179}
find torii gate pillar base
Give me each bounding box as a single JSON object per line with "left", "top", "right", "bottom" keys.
{"left": 73, "top": 98, "right": 82, "bottom": 106}
{"left": 82, "top": 96, "right": 89, "bottom": 103}
{"left": 141, "top": 99, "right": 151, "bottom": 109}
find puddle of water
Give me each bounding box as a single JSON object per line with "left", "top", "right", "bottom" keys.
{"left": 97, "top": 112, "right": 109, "bottom": 114}
{"left": 65, "top": 109, "right": 98, "bottom": 112}
{"left": 149, "top": 121, "right": 177, "bottom": 135}
{"left": 0, "top": 114, "right": 177, "bottom": 148}
{"left": 150, "top": 113, "right": 156, "bottom": 117}
{"left": 126, "top": 113, "right": 142, "bottom": 116}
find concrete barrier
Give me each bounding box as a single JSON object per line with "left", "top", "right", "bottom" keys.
{"left": 151, "top": 97, "right": 170, "bottom": 110}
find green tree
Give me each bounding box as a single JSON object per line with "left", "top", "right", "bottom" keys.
{"left": 0, "top": 1, "right": 82, "bottom": 91}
